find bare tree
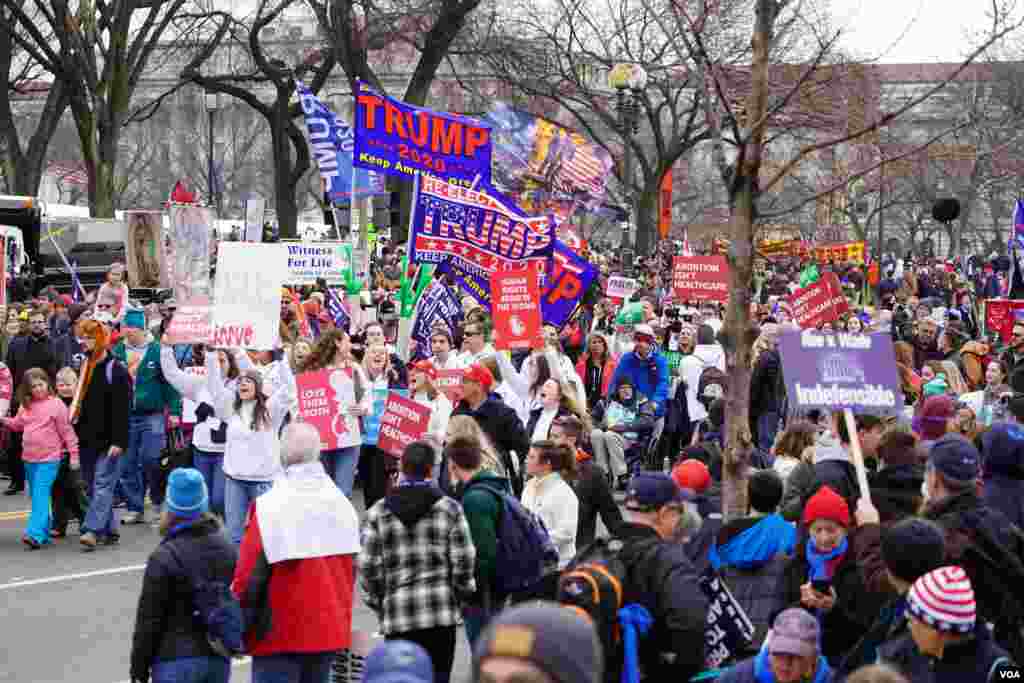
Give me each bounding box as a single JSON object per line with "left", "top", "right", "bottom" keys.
{"left": 0, "top": 2, "right": 69, "bottom": 196}
{"left": 0, "top": 0, "right": 219, "bottom": 216}
{"left": 178, "top": 0, "right": 335, "bottom": 238}
{"left": 658, "top": 0, "right": 1023, "bottom": 519}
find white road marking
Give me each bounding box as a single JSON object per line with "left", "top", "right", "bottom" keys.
{"left": 0, "top": 564, "right": 146, "bottom": 591}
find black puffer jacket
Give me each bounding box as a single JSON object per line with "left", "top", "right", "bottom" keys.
{"left": 130, "top": 518, "right": 238, "bottom": 682}
{"left": 611, "top": 522, "right": 708, "bottom": 683}
{"left": 869, "top": 463, "right": 925, "bottom": 525}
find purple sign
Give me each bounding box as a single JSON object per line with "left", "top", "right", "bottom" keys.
{"left": 411, "top": 281, "right": 464, "bottom": 361}
{"left": 778, "top": 330, "right": 904, "bottom": 415}
{"left": 353, "top": 81, "right": 492, "bottom": 185}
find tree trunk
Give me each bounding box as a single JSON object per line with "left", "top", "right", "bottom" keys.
{"left": 270, "top": 110, "right": 299, "bottom": 239}
{"left": 720, "top": 0, "right": 780, "bottom": 522}
{"left": 636, "top": 181, "right": 660, "bottom": 256}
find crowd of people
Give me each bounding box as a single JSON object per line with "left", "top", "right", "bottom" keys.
{"left": 3, "top": 242, "right": 1024, "bottom": 683}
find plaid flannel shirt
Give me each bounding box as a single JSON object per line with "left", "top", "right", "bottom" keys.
{"left": 358, "top": 494, "right": 477, "bottom": 635}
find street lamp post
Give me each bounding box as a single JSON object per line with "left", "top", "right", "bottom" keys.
{"left": 609, "top": 63, "right": 647, "bottom": 266}
{"left": 204, "top": 90, "right": 220, "bottom": 216}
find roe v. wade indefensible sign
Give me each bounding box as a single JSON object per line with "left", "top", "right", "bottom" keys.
{"left": 778, "top": 330, "right": 903, "bottom": 415}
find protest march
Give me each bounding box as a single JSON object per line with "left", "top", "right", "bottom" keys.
{"left": 6, "top": 65, "right": 1024, "bottom": 683}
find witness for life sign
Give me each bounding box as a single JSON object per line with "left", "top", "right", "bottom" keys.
{"left": 778, "top": 330, "right": 903, "bottom": 416}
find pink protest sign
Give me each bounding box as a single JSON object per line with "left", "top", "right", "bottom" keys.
{"left": 296, "top": 368, "right": 359, "bottom": 451}
{"left": 377, "top": 392, "right": 432, "bottom": 457}
{"left": 436, "top": 369, "right": 464, "bottom": 404}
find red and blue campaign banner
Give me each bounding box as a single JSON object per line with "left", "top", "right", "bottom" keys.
{"left": 408, "top": 174, "right": 555, "bottom": 277}
{"left": 436, "top": 238, "right": 597, "bottom": 329}
{"left": 296, "top": 82, "right": 384, "bottom": 203}
{"left": 353, "top": 81, "right": 492, "bottom": 185}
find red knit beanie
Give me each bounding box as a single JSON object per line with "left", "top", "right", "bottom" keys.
{"left": 801, "top": 486, "right": 850, "bottom": 528}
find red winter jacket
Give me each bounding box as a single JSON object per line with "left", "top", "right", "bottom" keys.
{"left": 576, "top": 352, "right": 619, "bottom": 402}
{"left": 232, "top": 510, "right": 356, "bottom": 656}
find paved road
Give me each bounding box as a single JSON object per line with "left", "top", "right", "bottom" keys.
{"left": 0, "top": 488, "right": 474, "bottom": 683}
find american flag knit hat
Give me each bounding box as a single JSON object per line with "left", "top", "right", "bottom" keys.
{"left": 907, "top": 565, "right": 976, "bottom": 634}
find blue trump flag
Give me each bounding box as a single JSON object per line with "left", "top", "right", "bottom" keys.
{"left": 410, "top": 281, "right": 464, "bottom": 360}
{"left": 353, "top": 81, "right": 492, "bottom": 185}
{"left": 295, "top": 81, "right": 384, "bottom": 204}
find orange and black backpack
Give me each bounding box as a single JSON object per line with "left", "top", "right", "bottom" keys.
{"left": 558, "top": 538, "right": 630, "bottom": 666}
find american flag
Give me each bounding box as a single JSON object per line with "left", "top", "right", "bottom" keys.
{"left": 47, "top": 161, "right": 88, "bottom": 188}
{"left": 558, "top": 138, "right": 612, "bottom": 198}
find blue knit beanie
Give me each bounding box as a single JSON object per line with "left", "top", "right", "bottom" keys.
{"left": 123, "top": 308, "right": 146, "bottom": 330}
{"left": 165, "top": 468, "right": 209, "bottom": 518}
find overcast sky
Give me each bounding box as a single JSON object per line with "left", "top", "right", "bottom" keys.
{"left": 834, "top": 0, "right": 1015, "bottom": 63}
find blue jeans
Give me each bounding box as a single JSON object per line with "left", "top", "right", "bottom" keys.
{"left": 81, "top": 447, "right": 123, "bottom": 538}
{"left": 151, "top": 655, "right": 230, "bottom": 683}
{"left": 252, "top": 652, "right": 333, "bottom": 683}
{"left": 120, "top": 413, "right": 167, "bottom": 514}
{"left": 24, "top": 460, "right": 60, "bottom": 544}
{"left": 321, "top": 446, "right": 359, "bottom": 497}
{"left": 225, "top": 476, "right": 273, "bottom": 545}
{"left": 193, "top": 448, "right": 226, "bottom": 517}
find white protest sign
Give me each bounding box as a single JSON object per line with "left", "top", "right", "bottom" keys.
{"left": 606, "top": 275, "right": 639, "bottom": 299}
{"left": 212, "top": 243, "right": 287, "bottom": 349}
{"left": 243, "top": 196, "right": 266, "bottom": 242}
{"left": 283, "top": 242, "right": 351, "bottom": 285}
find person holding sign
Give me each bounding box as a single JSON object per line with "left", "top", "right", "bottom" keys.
{"left": 360, "top": 344, "right": 407, "bottom": 509}
{"left": 409, "top": 360, "right": 453, "bottom": 443}
{"left": 206, "top": 348, "right": 296, "bottom": 546}
{"left": 299, "top": 329, "right": 371, "bottom": 497}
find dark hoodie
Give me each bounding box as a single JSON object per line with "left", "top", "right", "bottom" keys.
{"left": 384, "top": 480, "right": 445, "bottom": 528}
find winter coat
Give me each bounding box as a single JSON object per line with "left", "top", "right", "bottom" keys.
{"left": 452, "top": 395, "right": 529, "bottom": 496}
{"left": 233, "top": 510, "right": 356, "bottom": 656}
{"left": 923, "top": 491, "right": 1024, "bottom": 633}
{"left": 460, "top": 472, "right": 511, "bottom": 604}
{"left": 359, "top": 482, "right": 476, "bottom": 635}
{"left": 780, "top": 528, "right": 884, "bottom": 663}
{"left": 680, "top": 343, "right": 726, "bottom": 423}
{"left": 573, "top": 454, "right": 623, "bottom": 549}
{"left": 611, "top": 522, "right": 708, "bottom": 683}
{"left": 76, "top": 353, "right": 132, "bottom": 452}
{"left": 684, "top": 493, "right": 723, "bottom": 573}
{"left": 607, "top": 350, "right": 671, "bottom": 417}
{"left": 6, "top": 334, "right": 58, "bottom": 391}
{"left": 879, "top": 625, "right": 1011, "bottom": 683}
{"left": 113, "top": 340, "right": 182, "bottom": 416}
{"left": 0, "top": 396, "right": 79, "bottom": 464}
{"left": 130, "top": 519, "right": 237, "bottom": 682}
{"left": 750, "top": 348, "right": 783, "bottom": 420}
{"left": 521, "top": 472, "right": 579, "bottom": 569}
{"left": 720, "top": 649, "right": 833, "bottom": 683}
{"left": 710, "top": 514, "right": 796, "bottom": 651}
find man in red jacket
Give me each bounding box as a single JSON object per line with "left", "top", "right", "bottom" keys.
{"left": 232, "top": 422, "right": 361, "bottom": 682}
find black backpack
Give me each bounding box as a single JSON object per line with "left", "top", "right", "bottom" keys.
{"left": 697, "top": 366, "right": 727, "bottom": 409}
{"left": 558, "top": 539, "right": 631, "bottom": 670}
